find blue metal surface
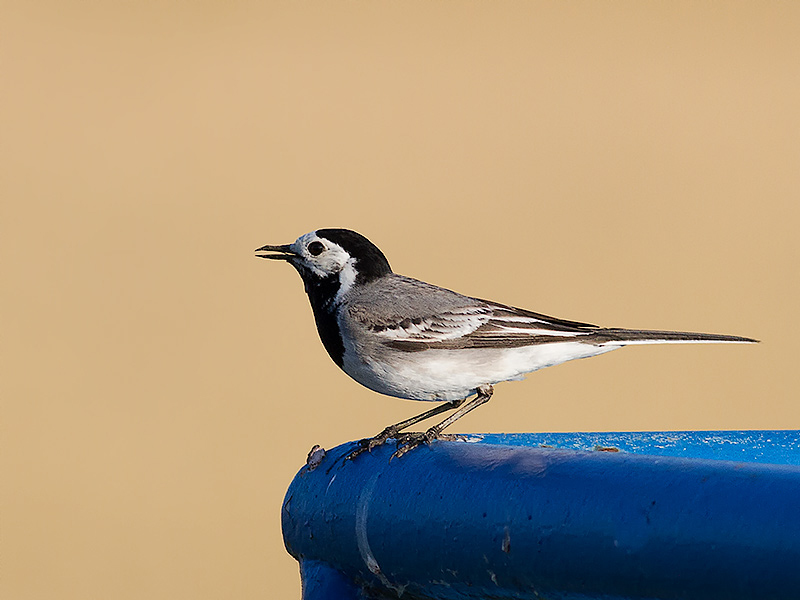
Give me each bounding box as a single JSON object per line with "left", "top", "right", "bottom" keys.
{"left": 299, "top": 560, "right": 367, "bottom": 600}
{"left": 282, "top": 431, "right": 800, "bottom": 600}
{"left": 474, "top": 430, "right": 800, "bottom": 465}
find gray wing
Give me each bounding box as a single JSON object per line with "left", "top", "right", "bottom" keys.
{"left": 346, "top": 274, "right": 756, "bottom": 350}
{"left": 345, "top": 275, "right": 600, "bottom": 350}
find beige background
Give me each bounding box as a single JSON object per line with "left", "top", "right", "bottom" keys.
{"left": 2, "top": 2, "right": 798, "bottom": 598}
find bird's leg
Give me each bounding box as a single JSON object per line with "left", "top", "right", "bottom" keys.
{"left": 367, "top": 398, "right": 466, "bottom": 448}
{"left": 393, "top": 385, "right": 494, "bottom": 459}
{"left": 346, "top": 398, "right": 465, "bottom": 460}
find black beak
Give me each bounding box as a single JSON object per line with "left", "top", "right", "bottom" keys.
{"left": 255, "top": 244, "right": 297, "bottom": 261}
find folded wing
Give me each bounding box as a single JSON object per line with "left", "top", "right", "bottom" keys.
{"left": 347, "top": 275, "right": 757, "bottom": 351}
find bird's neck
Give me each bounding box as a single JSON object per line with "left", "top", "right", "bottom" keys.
{"left": 303, "top": 275, "right": 345, "bottom": 368}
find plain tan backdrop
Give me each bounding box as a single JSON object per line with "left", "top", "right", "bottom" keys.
{"left": 2, "top": 2, "right": 798, "bottom": 598}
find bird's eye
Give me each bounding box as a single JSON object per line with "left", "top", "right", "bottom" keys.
{"left": 307, "top": 241, "right": 325, "bottom": 256}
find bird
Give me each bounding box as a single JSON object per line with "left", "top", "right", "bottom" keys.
{"left": 256, "top": 228, "right": 757, "bottom": 458}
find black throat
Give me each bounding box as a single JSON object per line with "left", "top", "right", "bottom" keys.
{"left": 301, "top": 272, "right": 346, "bottom": 368}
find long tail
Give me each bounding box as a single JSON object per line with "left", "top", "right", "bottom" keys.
{"left": 588, "top": 328, "right": 758, "bottom": 346}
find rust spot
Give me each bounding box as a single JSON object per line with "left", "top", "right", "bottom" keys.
{"left": 306, "top": 444, "right": 326, "bottom": 470}
{"left": 594, "top": 445, "right": 620, "bottom": 452}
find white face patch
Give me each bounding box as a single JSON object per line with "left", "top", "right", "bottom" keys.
{"left": 290, "top": 231, "right": 358, "bottom": 302}
{"left": 335, "top": 258, "right": 358, "bottom": 303}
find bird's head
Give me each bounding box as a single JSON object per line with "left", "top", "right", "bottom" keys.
{"left": 256, "top": 228, "right": 392, "bottom": 292}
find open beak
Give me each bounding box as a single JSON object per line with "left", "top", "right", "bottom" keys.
{"left": 255, "top": 243, "right": 297, "bottom": 261}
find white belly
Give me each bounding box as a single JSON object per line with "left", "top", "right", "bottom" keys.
{"left": 341, "top": 341, "right": 620, "bottom": 402}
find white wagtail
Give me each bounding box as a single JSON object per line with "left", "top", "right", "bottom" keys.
{"left": 256, "top": 228, "right": 756, "bottom": 458}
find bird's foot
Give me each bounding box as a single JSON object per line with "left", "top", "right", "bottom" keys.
{"left": 346, "top": 426, "right": 465, "bottom": 461}
{"left": 392, "top": 426, "right": 464, "bottom": 458}
{"left": 345, "top": 425, "right": 401, "bottom": 461}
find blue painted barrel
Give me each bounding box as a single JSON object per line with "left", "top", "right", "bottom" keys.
{"left": 282, "top": 431, "right": 800, "bottom": 600}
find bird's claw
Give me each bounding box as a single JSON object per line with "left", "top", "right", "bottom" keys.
{"left": 345, "top": 427, "right": 464, "bottom": 461}
{"left": 391, "top": 435, "right": 425, "bottom": 459}
{"left": 345, "top": 426, "right": 400, "bottom": 460}
{"left": 391, "top": 428, "right": 444, "bottom": 459}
